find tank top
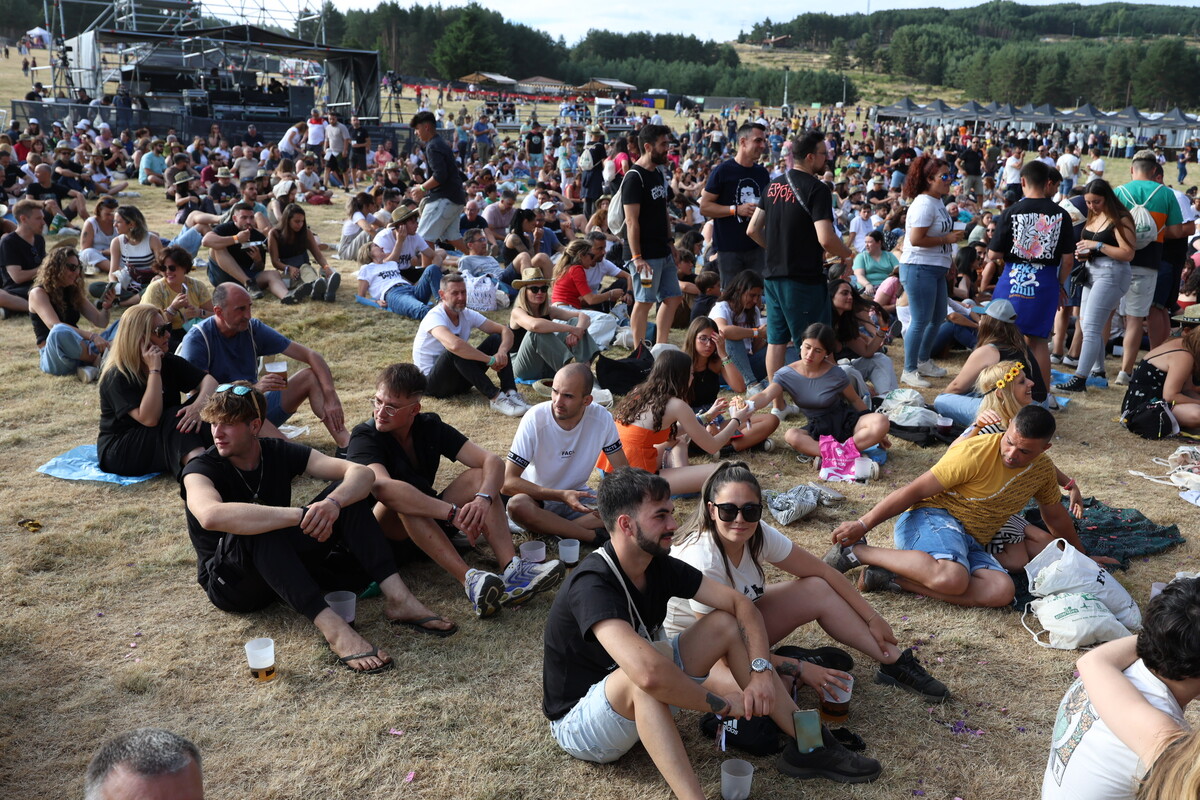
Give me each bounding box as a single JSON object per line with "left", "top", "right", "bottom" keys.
{"left": 1080, "top": 224, "right": 1118, "bottom": 247}
{"left": 116, "top": 234, "right": 156, "bottom": 286}
{"left": 690, "top": 367, "right": 720, "bottom": 409}
{"left": 32, "top": 292, "right": 81, "bottom": 346}
{"left": 85, "top": 217, "right": 115, "bottom": 253}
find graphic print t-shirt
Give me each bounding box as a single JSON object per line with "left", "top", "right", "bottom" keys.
{"left": 988, "top": 197, "right": 1074, "bottom": 267}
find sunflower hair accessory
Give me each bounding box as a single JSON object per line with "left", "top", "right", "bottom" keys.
{"left": 986, "top": 362, "right": 1025, "bottom": 395}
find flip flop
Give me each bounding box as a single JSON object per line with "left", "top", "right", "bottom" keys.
{"left": 335, "top": 646, "right": 394, "bottom": 674}
{"left": 391, "top": 616, "right": 458, "bottom": 639}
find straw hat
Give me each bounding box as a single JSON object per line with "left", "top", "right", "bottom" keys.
{"left": 272, "top": 179, "right": 296, "bottom": 198}
{"left": 174, "top": 172, "right": 194, "bottom": 185}
{"left": 384, "top": 161, "right": 399, "bottom": 171}
{"left": 390, "top": 205, "right": 419, "bottom": 225}
{"left": 216, "top": 167, "right": 232, "bottom": 178}
{"left": 1172, "top": 304, "right": 1200, "bottom": 326}
{"left": 510, "top": 267, "right": 550, "bottom": 289}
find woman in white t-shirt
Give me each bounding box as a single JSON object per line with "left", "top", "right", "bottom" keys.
{"left": 898, "top": 154, "right": 963, "bottom": 388}
{"left": 339, "top": 192, "right": 381, "bottom": 260}
{"left": 664, "top": 462, "right": 948, "bottom": 703}
{"left": 708, "top": 270, "right": 768, "bottom": 390}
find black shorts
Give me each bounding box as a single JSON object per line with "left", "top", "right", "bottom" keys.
{"left": 325, "top": 153, "right": 344, "bottom": 172}
{"left": 350, "top": 151, "right": 367, "bottom": 170}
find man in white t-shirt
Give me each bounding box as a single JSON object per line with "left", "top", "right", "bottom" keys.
{"left": 1042, "top": 578, "right": 1200, "bottom": 800}
{"left": 412, "top": 272, "right": 527, "bottom": 416}
{"left": 1002, "top": 148, "right": 1024, "bottom": 194}
{"left": 373, "top": 206, "right": 443, "bottom": 271}
{"left": 848, "top": 205, "right": 875, "bottom": 252}
{"left": 1056, "top": 144, "right": 1081, "bottom": 196}
{"left": 504, "top": 364, "right": 627, "bottom": 543}
{"left": 1086, "top": 148, "right": 1106, "bottom": 181}
{"left": 583, "top": 232, "right": 630, "bottom": 312}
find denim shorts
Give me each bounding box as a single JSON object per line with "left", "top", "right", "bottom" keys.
{"left": 893, "top": 507, "right": 1004, "bottom": 574}
{"left": 417, "top": 197, "right": 464, "bottom": 245}
{"left": 265, "top": 390, "right": 293, "bottom": 426}
{"left": 550, "top": 634, "right": 701, "bottom": 763}
{"left": 628, "top": 255, "right": 681, "bottom": 304}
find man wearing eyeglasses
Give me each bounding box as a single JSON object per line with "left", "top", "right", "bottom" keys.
{"left": 348, "top": 363, "right": 563, "bottom": 619}
{"left": 504, "top": 363, "right": 625, "bottom": 544}
{"left": 182, "top": 382, "right": 452, "bottom": 672}
{"left": 178, "top": 283, "right": 350, "bottom": 452}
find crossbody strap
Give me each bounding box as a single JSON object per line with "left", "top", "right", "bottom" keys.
{"left": 595, "top": 548, "right": 652, "bottom": 643}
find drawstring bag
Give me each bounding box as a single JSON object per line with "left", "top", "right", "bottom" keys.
{"left": 763, "top": 484, "right": 821, "bottom": 526}
{"left": 1129, "top": 445, "right": 1200, "bottom": 492}
{"left": 1025, "top": 539, "right": 1141, "bottom": 630}
{"left": 818, "top": 436, "right": 860, "bottom": 482}
{"left": 1021, "top": 592, "right": 1131, "bottom": 650}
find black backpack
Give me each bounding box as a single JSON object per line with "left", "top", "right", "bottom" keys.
{"left": 1122, "top": 399, "right": 1178, "bottom": 440}
{"left": 594, "top": 345, "right": 653, "bottom": 395}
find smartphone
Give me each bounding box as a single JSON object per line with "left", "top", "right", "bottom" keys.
{"left": 792, "top": 709, "right": 823, "bottom": 754}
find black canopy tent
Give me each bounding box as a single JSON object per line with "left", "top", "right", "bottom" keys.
{"left": 915, "top": 99, "right": 955, "bottom": 119}
{"left": 84, "top": 25, "right": 380, "bottom": 119}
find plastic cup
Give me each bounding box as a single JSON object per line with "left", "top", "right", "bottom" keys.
{"left": 558, "top": 539, "right": 580, "bottom": 567}
{"left": 1151, "top": 582, "right": 1167, "bottom": 600}
{"left": 265, "top": 360, "right": 288, "bottom": 386}
{"left": 819, "top": 674, "right": 854, "bottom": 724}
{"left": 936, "top": 415, "right": 953, "bottom": 434}
{"left": 245, "top": 637, "right": 276, "bottom": 682}
{"left": 324, "top": 590, "right": 356, "bottom": 625}
{"left": 853, "top": 457, "right": 877, "bottom": 482}
{"left": 520, "top": 540, "right": 546, "bottom": 563}
{"left": 720, "top": 758, "right": 754, "bottom": 800}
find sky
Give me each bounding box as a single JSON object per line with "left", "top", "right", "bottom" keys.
{"left": 330, "top": 0, "right": 1187, "bottom": 45}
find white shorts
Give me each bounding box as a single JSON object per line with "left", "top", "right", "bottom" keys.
{"left": 417, "top": 197, "right": 464, "bottom": 245}
{"left": 1123, "top": 265, "right": 1158, "bottom": 318}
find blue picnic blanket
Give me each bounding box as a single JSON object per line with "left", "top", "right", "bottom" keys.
{"left": 37, "top": 444, "right": 159, "bottom": 485}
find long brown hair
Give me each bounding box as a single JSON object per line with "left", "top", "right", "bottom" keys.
{"left": 676, "top": 461, "right": 767, "bottom": 587}
{"left": 975, "top": 314, "right": 1027, "bottom": 354}
{"left": 33, "top": 245, "right": 83, "bottom": 314}
{"left": 613, "top": 349, "right": 690, "bottom": 431}
{"left": 902, "top": 154, "right": 948, "bottom": 200}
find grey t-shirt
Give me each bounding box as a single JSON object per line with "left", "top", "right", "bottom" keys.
{"left": 772, "top": 364, "right": 849, "bottom": 418}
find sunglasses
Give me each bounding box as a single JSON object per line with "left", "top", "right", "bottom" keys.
{"left": 215, "top": 383, "right": 253, "bottom": 396}
{"left": 711, "top": 502, "right": 763, "bottom": 523}
{"left": 64, "top": 261, "right": 81, "bottom": 272}
{"left": 152, "top": 323, "right": 172, "bottom": 337}
{"left": 525, "top": 285, "right": 548, "bottom": 294}
{"left": 162, "top": 262, "right": 184, "bottom": 272}
{"left": 937, "top": 174, "right": 952, "bottom": 182}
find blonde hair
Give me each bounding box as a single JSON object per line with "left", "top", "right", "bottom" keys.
{"left": 1138, "top": 730, "right": 1200, "bottom": 800}
{"left": 975, "top": 360, "right": 1026, "bottom": 424}
{"left": 101, "top": 304, "right": 165, "bottom": 384}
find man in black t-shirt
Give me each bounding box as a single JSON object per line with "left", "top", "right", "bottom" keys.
{"left": 201, "top": 202, "right": 303, "bottom": 304}
{"left": 622, "top": 123, "right": 682, "bottom": 347}
{"left": 25, "top": 164, "right": 85, "bottom": 230}
{"left": 181, "top": 382, "right": 454, "bottom": 672}
{"left": 525, "top": 121, "right": 545, "bottom": 169}
{"left": 888, "top": 138, "right": 916, "bottom": 191}
{"left": 0, "top": 199, "right": 46, "bottom": 315}
{"left": 580, "top": 125, "right": 607, "bottom": 218}
{"left": 349, "top": 363, "right": 563, "bottom": 619}
{"left": 542, "top": 468, "right": 881, "bottom": 792}
{"left": 699, "top": 122, "right": 770, "bottom": 288}
{"left": 748, "top": 130, "right": 853, "bottom": 414}
{"left": 956, "top": 139, "right": 985, "bottom": 198}
{"left": 410, "top": 111, "right": 466, "bottom": 252}
{"left": 349, "top": 116, "right": 370, "bottom": 188}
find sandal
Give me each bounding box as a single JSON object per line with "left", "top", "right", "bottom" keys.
{"left": 334, "top": 646, "right": 394, "bottom": 674}
{"left": 391, "top": 616, "right": 458, "bottom": 639}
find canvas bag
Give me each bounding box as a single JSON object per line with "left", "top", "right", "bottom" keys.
{"left": 463, "top": 273, "right": 497, "bottom": 311}
{"left": 607, "top": 169, "right": 642, "bottom": 239}
{"left": 1021, "top": 592, "right": 1131, "bottom": 650}
{"left": 1025, "top": 538, "right": 1141, "bottom": 630}
{"left": 818, "top": 436, "right": 860, "bottom": 482}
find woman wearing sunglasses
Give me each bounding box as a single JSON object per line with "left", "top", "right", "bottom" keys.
{"left": 28, "top": 246, "right": 118, "bottom": 382}
{"left": 663, "top": 461, "right": 949, "bottom": 705}
{"left": 508, "top": 264, "right": 598, "bottom": 381}
{"left": 97, "top": 304, "right": 218, "bottom": 477}
{"left": 682, "top": 317, "right": 779, "bottom": 453}
{"left": 141, "top": 245, "right": 214, "bottom": 353}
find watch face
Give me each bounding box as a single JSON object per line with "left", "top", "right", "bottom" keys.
{"left": 751, "top": 658, "right": 771, "bottom": 673}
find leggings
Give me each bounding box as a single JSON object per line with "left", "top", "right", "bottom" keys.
{"left": 1074, "top": 260, "right": 1131, "bottom": 377}
{"left": 200, "top": 488, "right": 397, "bottom": 621}
{"left": 425, "top": 333, "right": 514, "bottom": 400}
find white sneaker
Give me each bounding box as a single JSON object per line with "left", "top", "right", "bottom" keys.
{"left": 771, "top": 402, "right": 800, "bottom": 421}
{"left": 1049, "top": 353, "right": 1063, "bottom": 364}
{"left": 505, "top": 389, "right": 531, "bottom": 409}
{"left": 77, "top": 366, "right": 99, "bottom": 383}
{"left": 759, "top": 438, "right": 776, "bottom": 453}
{"left": 916, "top": 360, "right": 947, "bottom": 378}
{"left": 58, "top": 226, "right": 81, "bottom": 237}
{"left": 1113, "top": 371, "right": 1132, "bottom": 386}
{"left": 901, "top": 370, "right": 931, "bottom": 388}
{"left": 746, "top": 379, "right": 767, "bottom": 397}
{"left": 490, "top": 394, "right": 526, "bottom": 417}
{"left": 1062, "top": 355, "right": 1079, "bottom": 368}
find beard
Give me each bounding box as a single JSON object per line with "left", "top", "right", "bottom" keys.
{"left": 634, "top": 521, "right": 671, "bottom": 558}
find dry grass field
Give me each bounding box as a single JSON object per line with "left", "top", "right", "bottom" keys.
{"left": 0, "top": 53, "right": 1197, "bottom": 800}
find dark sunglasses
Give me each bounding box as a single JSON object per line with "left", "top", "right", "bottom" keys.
{"left": 937, "top": 174, "right": 952, "bottom": 182}
{"left": 711, "top": 502, "right": 763, "bottom": 523}
{"left": 215, "top": 383, "right": 252, "bottom": 396}
{"left": 526, "top": 285, "right": 548, "bottom": 293}
{"left": 162, "top": 262, "right": 183, "bottom": 272}
{"left": 64, "top": 261, "right": 81, "bottom": 271}
{"left": 152, "top": 323, "right": 172, "bottom": 337}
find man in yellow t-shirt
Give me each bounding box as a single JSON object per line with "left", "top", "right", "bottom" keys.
{"left": 822, "top": 406, "right": 1091, "bottom": 608}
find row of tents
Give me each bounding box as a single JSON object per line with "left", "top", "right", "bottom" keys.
{"left": 875, "top": 97, "right": 1197, "bottom": 130}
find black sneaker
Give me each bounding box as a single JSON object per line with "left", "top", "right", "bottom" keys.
{"left": 875, "top": 647, "right": 950, "bottom": 702}
{"left": 774, "top": 644, "right": 855, "bottom": 673}
{"left": 1055, "top": 374, "right": 1088, "bottom": 393}
{"left": 857, "top": 565, "right": 901, "bottom": 594}
{"left": 698, "top": 713, "right": 784, "bottom": 756}
{"left": 776, "top": 726, "right": 882, "bottom": 783}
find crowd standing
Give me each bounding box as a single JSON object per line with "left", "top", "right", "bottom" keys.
{"left": 7, "top": 91, "right": 1200, "bottom": 800}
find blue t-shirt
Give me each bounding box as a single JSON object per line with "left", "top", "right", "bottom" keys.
{"left": 703, "top": 159, "right": 769, "bottom": 253}
{"left": 177, "top": 317, "right": 290, "bottom": 383}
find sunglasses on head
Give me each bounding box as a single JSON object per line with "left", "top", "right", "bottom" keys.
{"left": 215, "top": 383, "right": 253, "bottom": 396}
{"left": 711, "top": 502, "right": 763, "bottom": 523}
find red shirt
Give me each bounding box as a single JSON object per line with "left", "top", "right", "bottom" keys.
{"left": 550, "top": 264, "right": 590, "bottom": 308}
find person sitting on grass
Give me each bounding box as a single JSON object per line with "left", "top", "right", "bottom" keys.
{"left": 509, "top": 264, "right": 598, "bottom": 381}
{"left": 1119, "top": 307, "right": 1200, "bottom": 434}
{"left": 140, "top": 245, "right": 213, "bottom": 354}
{"left": 0, "top": 199, "right": 47, "bottom": 318}
{"left": 87, "top": 205, "right": 164, "bottom": 308}
{"left": 201, "top": 202, "right": 311, "bottom": 304}
{"left": 682, "top": 316, "right": 779, "bottom": 454}
{"left": 829, "top": 278, "right": 898, "bottom": 400}
{"left": 595, "top": 349, "right": 755, "bottom": 496}
{"left": 542, "top": 467, "right": 882, "bottom": 799}
{"left": 411, "top": 272, "right": 529, "bottom": 417}
{"left": 28, "top": 245, "right": 117, "bottom": 382}
{"left": 347, "top": 363, "right": 563, "bottom": 621}
{"left": 266, "top": 203, "right": 340, "bottom": 303}
{"left": 1042, "top": 578, "right": 1200, "bottom": 800}
{"left": 665, "top": 461, "right": 950, "bottom": 711}
{"left": 181, "top": 382, "right": 449, "bottom": 673}
{"left": 84, "top": 728, "right": 203, "bottom": 800}
{"left": 823, "top": 405, "right": 1102, "bottom": 608}
{"left": 504, "top": 363, "right": 625, "bottom": 545}
{"left": 750, "top": 323, "right": 891, "bottom": 464}
{"left": 178, "top": 283, "right": 350, "bottom": 451}
{"left": 708, "top": 270, "right": 770, "bottom": 391}
{"left": 98, "top": 304, "right": 216, "bottom": 478}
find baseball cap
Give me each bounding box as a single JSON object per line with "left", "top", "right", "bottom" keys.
{"left": 984, "top": 299, "right": 1017, "bottom": 323}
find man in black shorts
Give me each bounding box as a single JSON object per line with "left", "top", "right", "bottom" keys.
{"left": 349, "top": 116, "right": 370, "bottom": 190}
{"left": 181, "top": 382, "right": 453, "bottom": 672}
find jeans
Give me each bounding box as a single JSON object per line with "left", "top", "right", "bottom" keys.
{"left": 1074, "top": 259, "right": 1131, "bottom": 377}
{"left": 39, "top": 321, "right": 120, "bottom": 375}
{"left": 899, "top": 262, "right": 948, "bottom": 372}
{"left": 170, "top": 225, "right": 203, "bottom": 257}
{"left": 726, "top": 342, "right": 768, "bottom": 385}
{"left": 383, "top": 265, "right": 442, "bottom": 319}
{"left": 933, "top": 392, "right": 983, "bottom": 427}
{"left": 931, "top": 320, "right": 978, "bottom": 356}
{"left": 847, "top": 352, "right": 898, "bottom": 395}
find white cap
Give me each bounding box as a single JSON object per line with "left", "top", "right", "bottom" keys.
{"left": 538, "top": 201, "right": 556, "bottom": 211}
{"left": 28, "top": 117, "right": 38, "bottom": 124}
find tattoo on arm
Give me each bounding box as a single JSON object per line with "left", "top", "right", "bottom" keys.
{"left": 776, "top": 660, "right": 800, "bottom": 678}
{"left": 736, "top": 621, "right": 748, "bottom": 648}
{"left": 706, "top": 691, "right": 729, "bottom": 714}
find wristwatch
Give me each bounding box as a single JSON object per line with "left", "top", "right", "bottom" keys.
{"left": 475, "top": 492, "right": 493, "bottom": 504}
{"left": 750, "top": 658, "right": 773, "bottom": 674}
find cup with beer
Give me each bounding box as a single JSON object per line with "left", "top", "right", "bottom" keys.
{"left": 264, "top": 359, "right": 288, "bottom": 387}
{"left": 245, "top": 637, "right": 276, "bottom": 682}
{"left": 818, "top": 674, "right": 854, "bottom": 724}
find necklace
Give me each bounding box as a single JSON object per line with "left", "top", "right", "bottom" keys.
{"left": 230, "top": 446, "right": 264, "bottom": 503}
